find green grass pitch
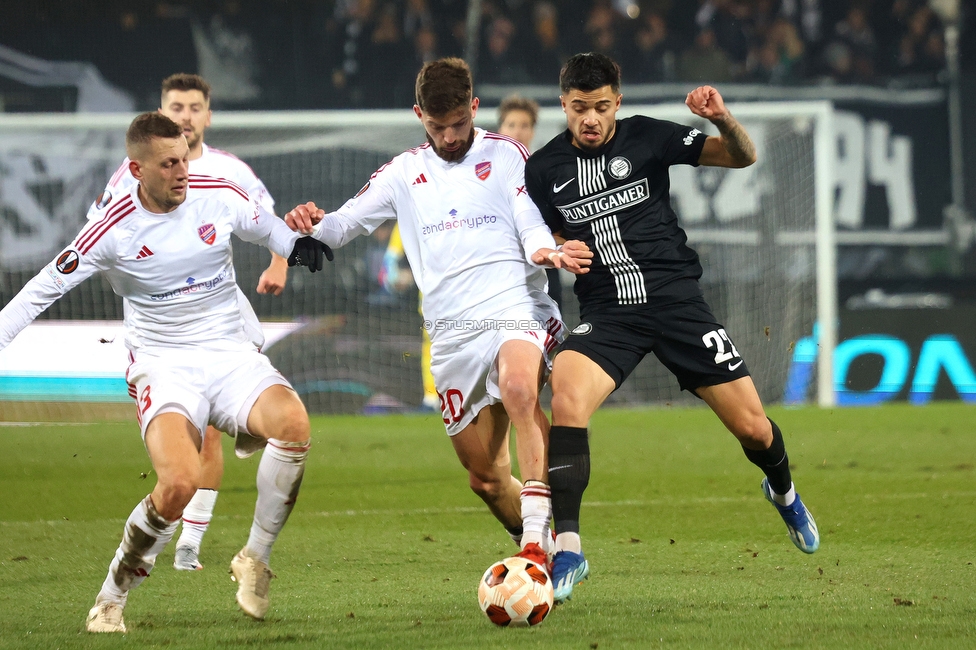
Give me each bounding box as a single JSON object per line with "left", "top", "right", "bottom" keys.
{"left": 1, "top": 403, "right": 975, "bottom": 649}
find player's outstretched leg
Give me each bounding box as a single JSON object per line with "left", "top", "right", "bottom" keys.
{"left": 231, "top": 385, "right": 311, "bottom": 620}
{"left": 697, "top": 379, "right": 820, "bottom": 554}
{"left": 87, "top": 495, "right": 180, "bottom": 632}
{"left": 547, "top": 424, "right": 591, "bottom": 603}
{"left": 743, "top": 418, "right": 819, "bottom": 554}
{"left": 761, "top": 477, "right": 820, "bottom": 553}
{"left": 231, "top": 437, "right": 309, "bottom": 619}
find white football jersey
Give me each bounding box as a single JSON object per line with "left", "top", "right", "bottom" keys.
{"left": 87, "top": 143, "right": 275, "bottom": 220}
{"left": 312, "top": 128, "right": 557, "bottom": 331}
{"left": 0, "top": 176, "right": 300, "bottom": 352}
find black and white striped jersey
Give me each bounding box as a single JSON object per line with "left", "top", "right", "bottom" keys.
{"left": 525, "top": 115, "right": 707, "bottom": 314}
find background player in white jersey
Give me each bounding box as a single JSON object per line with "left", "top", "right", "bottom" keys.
{"left": 89, "top": 74, "right": 289, "bottom": 572}
{"left": 497, "top": 94, "right": 565, "bottom": 313}
{"left": 0, "top": 113, "right": 332, "bottom": 632}
{"left": 286, "top": 58, "right": 592, "bottom": 569}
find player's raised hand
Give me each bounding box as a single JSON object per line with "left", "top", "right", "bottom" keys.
{"left": 685, "top": 86, "right": 728, "bottom": 122}
{"left": 285, "top": 201, "right": 325, "bottom": 234}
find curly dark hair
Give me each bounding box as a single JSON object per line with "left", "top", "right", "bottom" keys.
{"left": 559, "top": 52, "right": 621, "bottom": 94}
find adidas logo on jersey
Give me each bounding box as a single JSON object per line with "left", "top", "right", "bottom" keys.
{"left": 412, "top": 174, "right": 428, "bottom": 185}
{"left": 135, "top": 245, "right": 154, "bottom": 260}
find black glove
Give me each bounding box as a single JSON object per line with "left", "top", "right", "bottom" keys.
{"left": 287, "top": 236, "right": 334, "bottom": 273}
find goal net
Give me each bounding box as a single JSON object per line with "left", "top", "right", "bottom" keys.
{"left": 0, "top": 103, "right": 834, "bottom": 417}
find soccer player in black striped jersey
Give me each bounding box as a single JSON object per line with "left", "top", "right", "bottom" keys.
{"left": 524, "top": 53, "right": 820, "bottom": 604}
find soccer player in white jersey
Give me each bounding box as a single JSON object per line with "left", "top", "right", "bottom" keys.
{"left": 88, "top": 74, "right": 289, "bottom": 572}
{"left": 285, "top": 58, "right": 592, "bottom": 569}
{"left": 0, "top": 113, "right": 332, "bottom": 632}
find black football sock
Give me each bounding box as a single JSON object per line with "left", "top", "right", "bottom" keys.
{"left": 548, "top": 425, "right": 590, "bottom": 534}
{"left": 741, "top": 418, "right": 792, "bottom": 495}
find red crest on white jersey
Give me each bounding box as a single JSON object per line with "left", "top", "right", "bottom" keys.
{"left": 475, "top": 162, "right": 491, "bottom": 181}
{"left": 198, "top": 223, "right": 216, "bottom": 245}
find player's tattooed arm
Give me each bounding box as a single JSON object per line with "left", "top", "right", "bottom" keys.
{"left": 686, "top": 85, "right": 757, "bottom": 169}
{"left": 710, "top": 114, "right": 756, "bottom": 168}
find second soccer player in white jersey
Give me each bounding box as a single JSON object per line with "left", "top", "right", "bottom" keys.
{"left": 88, "top": 74, "right": 288, "bottom": 572}
{"left": 286, "top": 58, "right": 593, "bottom": 569}
{"left": 0, "top": 112, "right": 332, "bottom": 631}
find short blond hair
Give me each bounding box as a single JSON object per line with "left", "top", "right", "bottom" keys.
{"left": 498, "top": 95, "right": 539, "bottom": 127}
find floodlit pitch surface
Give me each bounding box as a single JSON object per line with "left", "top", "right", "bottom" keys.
{"left": 1, "top": 403, "right": 974, "bottom": 648}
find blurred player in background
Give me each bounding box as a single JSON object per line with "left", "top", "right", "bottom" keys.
{"left": 89, "top": 73, "right": 289, "bottom": 572}
{"left": 286, "top": 58, "right": 592, "bottom": 568}
{"left": 0, "top": 113, "right": 331, "bottom": 631}
{"left": 379, "top": 224, "right": 440, "bottom": 411}
{"left": 497, "top": 94, "right": 564, "bottom": 311}
{"left": 524, "top": 53, "right": 820, "bottom": 603}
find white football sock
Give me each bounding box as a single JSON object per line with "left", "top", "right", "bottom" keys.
{"left": 247, "top": 438, "right": 309, "bottom": 564}
{"left": 176, "top": 488, "right": 218, "bottom": 552}
{"left": 97, "top": 495, "right": 179, "bottom": 605}
{"left": 555, "top": 532, "right": 582, "bottom": 554}
{"left": 771, "top": 482, "right": 796, "bottom": 507}
{"left": 519, "top": 480, "right": 551, "bottom": 548}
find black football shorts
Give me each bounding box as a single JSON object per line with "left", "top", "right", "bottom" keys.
{"left": 559, "top": 296, "right": 751, "bottom": 392}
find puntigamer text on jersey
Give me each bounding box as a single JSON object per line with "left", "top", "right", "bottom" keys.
{"left": 555, "top": 178, "right": 649, "bottom": 223}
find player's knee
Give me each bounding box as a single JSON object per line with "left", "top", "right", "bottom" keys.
{"left": 499, "top": 376, "right": 538, "bottom": 419}
{"left": 729, "top": 412, "right": 772, "bottom": 447}
{"left": 468, "top": 472, "right": 506, "bottom": 502}
{"left": 273, "top": 409, "right": 311, "bottom": 443}
{"left": 157, "top": 473, "right": 200, "bottom": 515}
{"left": 550, "top": 390, "right": 585, "bottom": 424}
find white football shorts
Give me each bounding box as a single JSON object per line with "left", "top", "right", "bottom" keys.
{"left": 125, "top": 343, "right": 292, "bottom": 441}
{"left": 429, "top": 298, "right": 565, "bottom": 437}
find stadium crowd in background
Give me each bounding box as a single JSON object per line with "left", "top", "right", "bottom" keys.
{"left": 1, "top": 0, "right": 967, "bottom": 111}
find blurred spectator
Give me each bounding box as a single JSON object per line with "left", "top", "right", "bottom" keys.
{"left": 896, "top": 5, "right": 945, "bottom": 76}
{"left": 360, "top": 3, "right": 410, "bottom": 107}
{"left": 331, "top": 0, "right": 378, "bottom": 107}
{"left": 830, "top": 4, "right": 877, "bottom": 81}
{"left": 696, "top": 0, "right": 750, "bottom": 76}
{"left": 412, "top": 26, "right": 439, "bottom": 68}
{"left": 527, "top": 2, "right": 567, "bottom": 84}
{"left": 2, "top": 0, "right": 963, "bottom": 114}
{"left": 191, "top": 1, "right": 259, "bottom": 106}
{"left": 584, "top": 1, "right": 635, "bottom": 68}
{"left": 678, "top": 27, "right": 733, "bottom": 82}
{"left": 479, "top": 16, "right": 532, "bottom": 84}
{"left": 631, "top": 11, "right": 675, "bottom": 82}
{"left": 779, "top": 0, "right": 824, "bottom": 49}
{"left": 403, "top": 0, "right": 435, "bottom": 39}
{"left": 748, "top": 17, "right": 805, "bottom": 84}
{"left": 820, "top": 40, "right": 855, "bottom": 83}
